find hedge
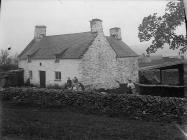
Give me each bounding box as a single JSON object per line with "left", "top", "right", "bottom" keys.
{"left": 1, "top": 87, "right": 187, "bottom": 123}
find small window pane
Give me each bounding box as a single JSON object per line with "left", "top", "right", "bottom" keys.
{"left": 55, "top": 71, "right": 61, "bottom": 80}
{"left": 27, "top": 56, "right": 31, "bottom": 63}
{"left": 55, "top": 56, "right": 60, "bottom": 63}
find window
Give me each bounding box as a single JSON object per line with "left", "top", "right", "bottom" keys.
{"left": 29, "top": 71, "right": 32, "bottom": 79}
{"left": 55, "top": 71, "right": 61, "bottom": 81}
{"left": 27, "top": 55, "right": 31, "bottom": 63}
{"left": 55, "top": 55, "right": 60, "bottom": 63}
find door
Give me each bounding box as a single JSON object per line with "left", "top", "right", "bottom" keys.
{"left": 39, "top": 71, "right": 46, "bottom": 88}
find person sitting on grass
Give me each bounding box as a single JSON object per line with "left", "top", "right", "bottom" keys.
{"left": 127, "top": 79, "right": 136, "bottom": 94}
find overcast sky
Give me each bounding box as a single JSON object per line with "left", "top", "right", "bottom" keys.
{"left": 0, "top": 0, "right": 186, "bottom": 56}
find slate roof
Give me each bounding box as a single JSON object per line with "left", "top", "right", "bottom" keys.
{"left": 106, "top": 37, "right": 137, "bottom": 58}
{"left": 19, "top": 32, "right": 138, "bottom": 60}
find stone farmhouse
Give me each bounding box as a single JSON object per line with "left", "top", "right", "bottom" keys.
{"left": 18, "top": 19, "right": 139, "bottom": 89}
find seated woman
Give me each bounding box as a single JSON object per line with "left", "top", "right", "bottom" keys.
{"left": 65, "top": 77, "right": 72, "bottom": 90}
{"left": 127, "top": 79, "right": 136, "bottom": 94}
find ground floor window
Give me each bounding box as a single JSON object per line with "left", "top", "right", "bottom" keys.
{"left": 29, "top": 71, "right": 32, "bottom": 79}
{"left": 55, "top": 71, "right": 61, "bottom": 81}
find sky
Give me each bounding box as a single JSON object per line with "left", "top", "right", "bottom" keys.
{"left": 0, "top": 0, "right": 186, "bottom": 56}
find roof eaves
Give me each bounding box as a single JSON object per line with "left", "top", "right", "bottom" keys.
{"left": 117, "top": 55, "right": 139, "bottom": 58}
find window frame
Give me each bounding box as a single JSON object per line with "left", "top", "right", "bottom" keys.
{"left": 27, "top": 55, "right": 31, "bottom": 63}
{"left": 55, "top": 71, "right": 61, "bottom": 81}
{"left": 55, "top": 55, "right": 60, "bottom": 63}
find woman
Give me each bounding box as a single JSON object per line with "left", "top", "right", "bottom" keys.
{"left": 127, "top": 79, "right": 136, "bottom": 94}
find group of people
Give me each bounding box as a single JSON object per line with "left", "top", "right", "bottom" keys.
{"left": 65, "top": 77, "right": 84, "bottom": 91}
{"left": 66, "top": 77, "right": 136, "bottom": 93}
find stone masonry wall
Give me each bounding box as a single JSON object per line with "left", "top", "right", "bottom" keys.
{"left": 79, "top": 33, "right": 119, "bottom": 89}
{"left": 79, "top": 33, "right": 139, "bottom": 89}
{"left": 117, "top": 57, "right": 139, "bottom": 83}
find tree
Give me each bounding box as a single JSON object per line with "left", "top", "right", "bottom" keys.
{"left": 138, "top": 0, "right": 187, "bottom": 54}
{"left": 11, "top": 53, "right": 19, "bottom": 65}
{"left": 0, "top": 49, "right": 10, "bottom": 64}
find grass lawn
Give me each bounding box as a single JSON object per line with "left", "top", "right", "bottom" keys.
{"left": 1, "top": 101, "right": 187, "bottom": 140}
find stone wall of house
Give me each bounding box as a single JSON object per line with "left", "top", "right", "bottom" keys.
{"left": 79, "top": 33, "right": 119, "bottom": 89}
{"left": 117, "top": 57, "right": 139, "bottom": 83}
{"left": 18, "top": 59, "right": 81, "bottom": 86}
{"left": 79, "top": 33, "right": 139, "bottom": 89}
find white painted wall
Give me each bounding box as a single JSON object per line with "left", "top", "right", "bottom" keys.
{"left": 18, "top": 59, "right": 81, "bottom": 86}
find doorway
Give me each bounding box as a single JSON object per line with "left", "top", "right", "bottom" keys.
{"left": 39, "top": 71, "right": 46, "bottom": 88}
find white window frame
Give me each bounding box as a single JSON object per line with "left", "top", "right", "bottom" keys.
{"left": 55, "top": 71, "right": 61, "bottom": 81}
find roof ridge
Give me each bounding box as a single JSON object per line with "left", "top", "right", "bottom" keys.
{"left": 46, "top": 31, "right": 93, "bottom": 37}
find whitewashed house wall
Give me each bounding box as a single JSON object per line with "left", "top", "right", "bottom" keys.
{"left": 19, "top": 59, "right": 81, "bottom": 86}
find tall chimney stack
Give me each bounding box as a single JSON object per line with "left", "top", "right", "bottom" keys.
{"left": 90, "top": 19, "right": 103, "bottom": 33}
{"left": 34, "top": 25, "right": 46, "bottom": 40}
{"left": 109, "top": 27, "right": 121, "bottom": 40}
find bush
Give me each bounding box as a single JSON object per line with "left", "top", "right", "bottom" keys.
{"left": 1, "top": 87, "right": 186, "bottom": 123}
{"left": 47, "top": 84, "right": 65, "bottom": 89}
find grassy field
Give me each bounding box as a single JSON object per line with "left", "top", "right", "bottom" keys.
{"left": 1, "top": 101, "right": 187, "bottom": 140}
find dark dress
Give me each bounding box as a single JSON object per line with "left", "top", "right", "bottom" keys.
{"left": 66, "top": 79, "right": 72, "bottom": 88}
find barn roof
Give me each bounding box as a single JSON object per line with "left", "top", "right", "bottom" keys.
{"left": 19, "top": 32, "right": 138, "bottom": 60}
{"left": 139, "top": 60, "right": 185, "bottom": 71}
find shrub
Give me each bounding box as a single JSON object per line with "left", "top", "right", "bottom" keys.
{"left": 0, "top": 87, "right": 186, "bottom": 123}
{"left": 47, "top": 84, "right": 65, "bottom": 89}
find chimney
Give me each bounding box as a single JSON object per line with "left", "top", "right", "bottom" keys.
{"left": 109, "top": 27, "right": 121, "bottom": 40}
{"left": 90, "top": 18, "right": 103, "bottom": 33}
{"left": 34, "top": 25, "right": 46, "bottom": 40}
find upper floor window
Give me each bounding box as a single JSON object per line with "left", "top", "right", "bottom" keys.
{"left": 55, "top": 71, "right": 61, "bottom": 81}
{"left": 27, "top": 55, "right": 31, "bottom": 63}
{"left": 29, "top": 71, "right": 32, "bottom": 79}
{"left": 55, "top": 55, "right": 60, "bottom": 63}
